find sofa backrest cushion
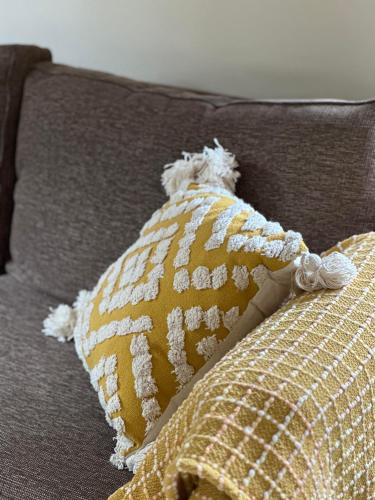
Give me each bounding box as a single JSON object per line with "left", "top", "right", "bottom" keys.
{"left": 9, "top": 62, "right": 375, "bottom": 301}
{"left": 0, "top": 45, "right": 51, "bottom": 271}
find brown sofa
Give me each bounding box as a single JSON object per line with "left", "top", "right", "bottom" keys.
{"left": 0, "top": 45, "right": 374, "bottom": 500}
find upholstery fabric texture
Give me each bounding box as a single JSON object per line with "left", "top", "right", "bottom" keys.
{"left": 0, "top": 45, "right": 50, "bottom": 270}
{"left": 69, "top": 179, "right": 307, "bottom": 469}
{"left": 8, "top": 62, "right": 375, "bottom": 305}
{"left": 2, "top": 51, "right": 374, "bottom": 498}
{"left": 0, "top": 274, "right": 132, "bottom": 500}
{"left": 110, "top": 232, "right": 375, "bottom": 500}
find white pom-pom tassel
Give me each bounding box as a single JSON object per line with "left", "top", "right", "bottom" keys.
{"left": 295, "top": 252, "right": 357, "bottom": 292}
{"left": 42, "top": 304, "right": 77, "bottom": 342}
{"left": 125, "top": 442, "right": 154, "bottom": 473}
{"left": 42, "top": 289, "right": 91, "bottom": 343}
{"left": 162, "top": 138, "right": 240, "bottom": 196}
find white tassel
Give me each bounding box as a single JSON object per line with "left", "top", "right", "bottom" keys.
{"left": 162, "top": 138, "right": 240, "bottom": 196}
{"left": 73, "top": 289, "right": 92, "bottom": 310}
{"left": 42, "top": 304, "right": 77, "bottom": 342}
{"left": 295, "top": 252, "right": 357, "bottom": 292}
{"left": 125, "top": 442, "right": 154, "bottom": 473}
{"left": 42, "top": 289, "right": 91, "bottom": 342}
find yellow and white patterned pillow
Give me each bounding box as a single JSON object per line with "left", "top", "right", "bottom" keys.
{"left": 43, "top": 141, "right": 356, "bottom": 470}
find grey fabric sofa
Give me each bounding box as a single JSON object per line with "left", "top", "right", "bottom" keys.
{"left": 0, "top": 44, "right": 374, "bottom": 500}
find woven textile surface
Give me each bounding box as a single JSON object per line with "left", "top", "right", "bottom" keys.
{"left": 110, "top": 232, "right": 375, "bottom": 499}
{"left": 71, "top": 181, "right": 306, "bottom": 469}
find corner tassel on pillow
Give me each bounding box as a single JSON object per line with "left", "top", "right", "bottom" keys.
{"left": 162, "top": 138, "right": 240, "bottom": 196}
{"left": 42, "top": 304, "right": 76, "bottom": 342}
{"left": 294, "top": 252, "right": 357, "bottom": 292}
{"left": 42, "top": 289, "right": 91, "bottom": 342}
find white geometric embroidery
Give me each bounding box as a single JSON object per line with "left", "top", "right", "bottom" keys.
{"left": 280, "top": 230, "right": 303, "bottom": 261}
{"left": 185, "top": 306, "right": 204, "bottom": 331}
{"left": 73, "top": 299, "right": 93, "bottom": 372}
{"left": 150, "top": 238, "right": 172, "bottom": 265}
{"left": 141, "top": 196, "right": 208, "bottom": 234}
{"left": 232, "top": 265, "right": 250, "bottom": 291}
{"left": 261, "top": 239, "right": 285, "bottom": 259}
{"left": 173, "top": 185, "right": 237, "bottom": 202}
{"left": 106, "top": 373, "right": 118, "bottom": 397}
{"left": 174, "top": 197, "right": 218, "bottom": 268}
{"left": 105, "top": 263, "right": 164, "bottom": 313}
{"left": 127, "top": 222, "right": 179, "bottom": 257}
{"left": 106, "top": 394, "right": 121, "bottom": 416}
{"left": 105, "top": 354, "right": 117, "bottom": 376}
{"left": 173, "top": 268, "right": 190, "bottom": 293}
{"left": 262, "top": 221, "right": 283, "bottom": 236}
{"left": 251, "top": 264, "right": 270, "bottom": 288}
{"left": 226, "top": 224, "right": 303, "bottom": 263}
{"left": 205, "top": 200, "right": 249, "bottom": 250}
{"left": 227, "top": 234, "right": 248, "bottom": 252}
{"left": 141, "top": 398, "right": 161, "bottom": 434}
{"left": 190, "top": 264, "right": 228, "bottom": 291}
{"left": 99, "top": 220, "right": 176, "bottom": 316}
{"left": 71, "top": 180, "right": 310, "bottom": 471}
{"left": 112, "top": 416, "right": 125, "bottom": 434}
{"left": 130, "top": 334, "right": 161, "bottom": 433}
{"left": 90, "top": 357, "right": 105, "bottom": 391}
{"left": 244, "top": 236, "right": 267, "bottom": 253}
{"left": 211, "top": 264, "right": 228, "bottom": 290}
{"left": 111, "top": 433, "right": 134, "bottom": 468}
{"left": 241, "top": 211, "right": 266, "bottom": 231}
{"left": 90, "top": 355, "right": 135, "bottom": 468}
{"left": 160, "top": 196, "right": 206, "bottom": 222}
{"left": 99, "top": 255, "right": 127, "bottom": 314}
{"left": 204, "top": 305, "right": 221, "bottom": 331}
{"left": 196, "top": 335, "right": 221, "bottom": 361}
{"left": 167, "top": 307, "right": 194, "bottom": 389}
{"left": 98, "top": 386, "right": 107, "bottom": 412}
{"left": 83, "top": 315, "right": 152, "bottom": 357}
{"left": 192, "top": 266, "right": 211, "bottom": 290}
{"left": 184, "top": 305, "right": 240, "bottom": 333}
{"left": 119, "top": 247, "right": 151, "bottom": 288}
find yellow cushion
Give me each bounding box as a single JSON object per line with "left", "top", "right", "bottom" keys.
{"left": 72, "top": 182, "right": 307, "bottom": 468}
{"left": 110, "top": 232, "right": 375, "bottom": 499}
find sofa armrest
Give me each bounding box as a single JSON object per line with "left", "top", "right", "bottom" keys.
{"left": 0, "top": 44, "right": 51, "bottom": 272}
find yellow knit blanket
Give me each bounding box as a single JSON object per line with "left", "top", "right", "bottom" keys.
{"left": 110, "top": 233, "right": 375, "bottom": 499}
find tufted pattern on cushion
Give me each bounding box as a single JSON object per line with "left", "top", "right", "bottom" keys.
{"left": 71, "top": 181, "right": 307, "bottom": 468}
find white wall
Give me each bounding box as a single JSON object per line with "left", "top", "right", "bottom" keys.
{"left": 0, "top": 0, "right": 374, "bottom": 99}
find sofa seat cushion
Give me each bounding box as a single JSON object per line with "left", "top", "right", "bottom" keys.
{"left": 0, "top": 275, "right": 131, "bottom": 500}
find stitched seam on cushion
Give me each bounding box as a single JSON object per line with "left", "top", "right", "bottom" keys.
{"left": 29, "top": 65, "right": 375, "bottom": 109}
